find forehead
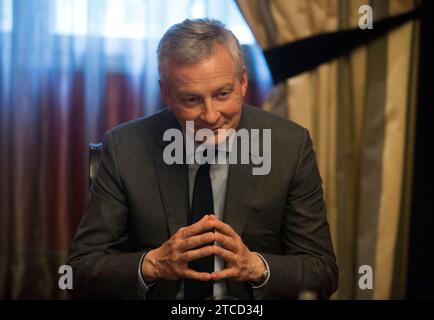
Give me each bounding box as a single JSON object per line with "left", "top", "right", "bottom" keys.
{"left": 167, "top": 45, "right": 239, "bottom": 92}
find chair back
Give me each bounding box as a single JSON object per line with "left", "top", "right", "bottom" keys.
{"left": 89, "top": 143, "right": 102, "bottom": 191}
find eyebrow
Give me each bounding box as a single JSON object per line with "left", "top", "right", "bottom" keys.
{"left": 216, "top": 83, "right": 235, "bottom": 92}
{"left": 177, "top": 83, "right": 235, "bottom": 98}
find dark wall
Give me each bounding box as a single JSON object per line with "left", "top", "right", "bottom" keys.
{"left": 406, "top": 0, "right": 434, "bottom": 300}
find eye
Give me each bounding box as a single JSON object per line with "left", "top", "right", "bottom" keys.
{"left": 216, "top": 91, "right": 231, "bottom": 100}
{"left": 183, "top": 97, "right": 201, "bottom": 105}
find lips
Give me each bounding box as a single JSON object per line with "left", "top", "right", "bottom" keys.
{"left": 195, "top": 125, "right": 224, "bottom": 132}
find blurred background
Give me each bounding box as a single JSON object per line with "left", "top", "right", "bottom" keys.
{"left": 0, "top": 0, "right": 432, "bottom": 300}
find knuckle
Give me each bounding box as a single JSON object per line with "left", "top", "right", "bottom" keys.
{"left": 166, "top": 239, "right": 175, "bottom": 250}
{"left": 179, "top": 252, "right": 187, "bottom": 262}
{"left": 170, "top": 240, "right": 180, "bottom": 252}
{"left": 199, "top": 233, "right": 206, "bottom": 242}
{"left": 205, "top": 220, "right": 214, "bottom": 229}
{"left": 178, "top": 227, "right": 187, "bottom": 238}
{"left": 200, "top": 248, "right": 207, "bottom": 256}
{"left": 184, "top": 238, "right": 191, "bottom": 249}
{"left": 215, "top": 246, "right": 223, "bottom": 255}
{"left": 195, "top": 248, "right": 203, "bottom": 258}
{"left": 203, "top": 232, "right": 212, "bottom": 242}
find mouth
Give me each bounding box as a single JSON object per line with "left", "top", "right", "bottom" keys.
{"left": 194, "top": 125, "right": 224, "bottom": 132}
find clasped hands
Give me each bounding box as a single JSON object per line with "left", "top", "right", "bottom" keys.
{"left": 141, "top": 214, "right": 266, "bottom": 283}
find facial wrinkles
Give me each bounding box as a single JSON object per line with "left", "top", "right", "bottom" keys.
{"left": 164, "top": 45, "right": 245, "bottom": 136}
{"left": 173, "top": 69, "right": 237, "bottom": 97}
{"left": 170, "top": 46, "right": 238, "bottom": 94}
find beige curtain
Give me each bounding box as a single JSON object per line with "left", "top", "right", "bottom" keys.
{"left": 237, "top": 0, "right": 419, "bottom": 299}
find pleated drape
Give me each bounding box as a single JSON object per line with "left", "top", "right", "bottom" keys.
{"left": 236, "top": 0, "right": 419, "bottom": 299}
{"left": 0, "top": 0, "right": 270, "bottom": 298}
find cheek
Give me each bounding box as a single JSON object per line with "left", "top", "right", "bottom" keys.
{"left": 172, "top": 105, "right": 201, "bottom": 122}
{"left": 220, "top": 97, "right": 243, "bottom": 121}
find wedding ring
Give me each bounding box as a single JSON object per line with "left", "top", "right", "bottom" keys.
{"left": 232, "top": 254, "right": 237, "bottom": 263}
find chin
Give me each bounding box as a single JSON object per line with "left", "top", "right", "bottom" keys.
{"left": 195, "top": 129, "right": 229, "bottom": 146}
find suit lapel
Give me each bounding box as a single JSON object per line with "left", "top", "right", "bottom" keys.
{"left": 223, "top": 106, "right": 259, "bottom": 237}
{"left": 154, "top": 110, "right": 190, "bottom": 236}
{"left": 223, "top": 161, "right": 256, "bottom": 237}
{"left": 154, "top": 106, "right": 261, "bottom": 238}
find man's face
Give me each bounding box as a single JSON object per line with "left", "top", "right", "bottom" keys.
{"left": 159, "top": 44, "right": 248, "bottom": 144}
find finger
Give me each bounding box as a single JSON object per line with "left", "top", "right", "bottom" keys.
{"left": 213, "top": 245, "right": 237, "bottom": 264}
{"left": 183, "top": 269, "right": 213, "bottom": 282}
{"left": 213, "top": 218, "right": 238, "bottom": 238}
{"left": 180, "top": 245, "right": 214, "bottom": 262}
{"left": 211, "top": 268, "right": 237, "bottom": 281}
{"left": 214, "top": 231, "right": 237, "bottom": 252}
{"left": 179, "top": 215, "right": 215, "bottom": 239}
{"left": 180, "top": 232, "right": 214, "bottom": 251}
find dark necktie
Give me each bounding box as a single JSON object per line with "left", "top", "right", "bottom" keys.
{"left": 184, "top": 162, "right": 214, "bottom": 300}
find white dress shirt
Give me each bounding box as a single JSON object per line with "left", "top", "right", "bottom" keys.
{"left": 138, "top": 135, "right": 270, "bottom": 299}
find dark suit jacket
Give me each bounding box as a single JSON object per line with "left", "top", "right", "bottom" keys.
{"left": 67, "top": 105, "right": 338, "bottom": 300}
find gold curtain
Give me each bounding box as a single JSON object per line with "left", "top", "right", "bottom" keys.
{"left": 236, "top": 0, "right": 419, "bottom": 299}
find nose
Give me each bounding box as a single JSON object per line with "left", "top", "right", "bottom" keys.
{"left": 200, "top": 98, "right": 220, "bottom": 125}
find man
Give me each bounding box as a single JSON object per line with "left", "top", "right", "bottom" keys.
{"left": 67, "top": 19, "right": 338, "bottom": 300}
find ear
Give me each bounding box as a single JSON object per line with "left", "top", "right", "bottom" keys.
{"left": 241, "top": 66, "right": 248, "bottom": 97}
{"left": 159, "top": 80, "right": 171, "bottom": 107}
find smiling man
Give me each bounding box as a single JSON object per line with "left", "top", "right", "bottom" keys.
{"left": 159, "top": 38, "right": 246, "bottom": 145}
{"left": 67, "top": 19, "right": 338, "bottom": 300}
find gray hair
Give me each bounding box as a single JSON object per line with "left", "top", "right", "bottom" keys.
{"left": 157, "top": 19, "right": 244, "bottom": 83}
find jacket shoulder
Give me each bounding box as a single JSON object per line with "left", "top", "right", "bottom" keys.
{"left": 108, "top": 108, "right": 168, "bottom": 136}
{"left": 242, "top": 104, "right": 307, "bottom": 137}
{"left": 98, "top": 108, "right": 174, "bottom": 156}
